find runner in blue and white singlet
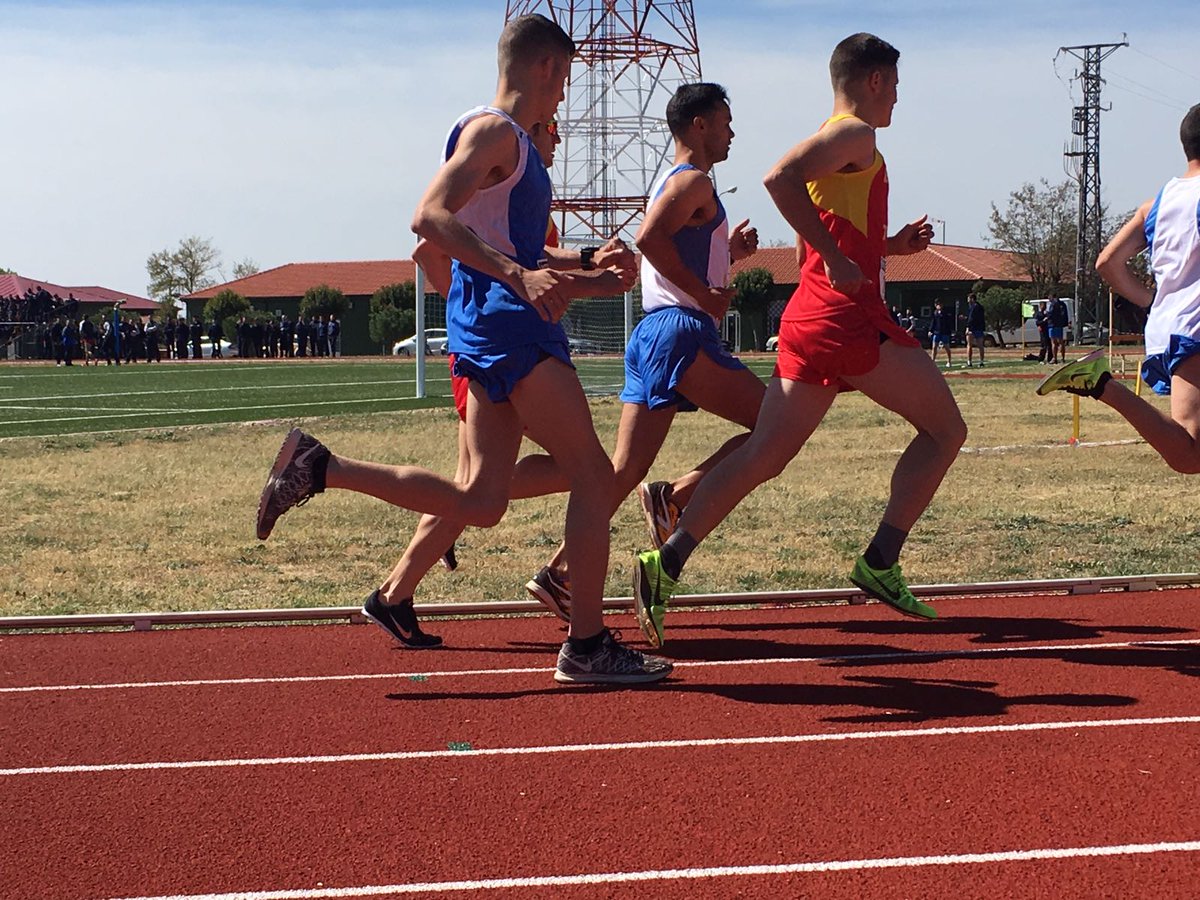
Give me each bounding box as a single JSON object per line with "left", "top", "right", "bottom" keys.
{"left": 639, "top": 163, "right": 730, "bottom": 316}
{"left": 441, "top": 106, "right": 572, "bottom": 401}
{"left": 1141, "top": 173, "right": 1200, "bottom": 393}
{"left": 622, "top": 162, "right": 747, "bottom": 412}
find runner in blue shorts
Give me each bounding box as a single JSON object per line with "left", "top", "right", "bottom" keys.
{"left": 1039, "top": 102, "right": 1200, "bottom": 476}
{"left": 255, "top": 15, "right": 671, "bottom": 685}
{"left": 524, "top": 82, "right": 765, "bottom": 610}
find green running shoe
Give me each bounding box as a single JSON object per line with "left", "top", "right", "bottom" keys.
{"left": 849, "top": 555, "right": 938, "bottom": 620}
{"left": 633, "top": 550, "right": 678, "bottom": 647}
{"left": 1036, "top": 348, "right": 1112, "bottom": 398}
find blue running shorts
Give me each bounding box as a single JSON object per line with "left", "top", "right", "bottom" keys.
{"left": 620, "top": 306, "right": 746, "bottom": 412}
{"left": 452, "top": 339, "right": 573, "bottom": 404}
{"left": 1141, "top": 334, "right": 1200, "bottom": 396}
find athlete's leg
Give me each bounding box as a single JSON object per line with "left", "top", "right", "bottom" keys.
{"left": 1098, "top": 355, "right": 1200, "bottom": 474}
{"left": 543, "top": 400, "right": 674, "bottom": 573}
{"left": 671, "top": 376, "right": 837, "bottom": 546}
{"left": 842, "top": 341, "right": 968, "bottom": 548}
{"left": 325, "top": 383, "right": 523, "bottom": 527}
{"left": 665, "top": 355, "right": 766, "bottom": 507}
{"left": 512, "top": 357, "right": 616, "bottom": 638}
{"left": 378, "top": 425, "right": 472, "bottom": 604}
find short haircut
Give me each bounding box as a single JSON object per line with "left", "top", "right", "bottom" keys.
{"left": 666, "top": 82, "right": 730, "bottom": 138}
{"left": 1181, "top": 103, "right": 1200, "bottom": 161}
{"left": 829, "top": 33, "right": 900, "bottom": 90}
{"left": 498, "top": 14, "right": 575, "bottom": 73}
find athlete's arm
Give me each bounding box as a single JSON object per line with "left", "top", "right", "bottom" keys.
{"left": 542, "top": 237, "right": 635, "bottom": 276}
{"left": 729, "top": 219, "right": 759, "bottom": 262}
{"left": 1097, "top": 201, "right": 1155, "bottom": 309}
{"left": 886, "top": 215, "right": 934, "bottom": 256}
{"left": 635, "top": 168, "right": 734, "bottom": 318}
{"left": 764, "top": 117, "right": 877, "bottom": 295}
{"left": 412, "top": 239, "right": 454, "bottom": 298}
{"left": 411, "top": 116, "right": 568, "bottom": 321}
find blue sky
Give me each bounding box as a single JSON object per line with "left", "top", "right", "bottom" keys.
{"left": 3, "top": 1, "right": 1198, "bottom": 297}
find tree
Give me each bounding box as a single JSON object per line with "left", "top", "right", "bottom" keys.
{"left": 146, "top": 236, "right": 222, "bottom": 306}
{"left": 731, "top": 266, "right": 775, "bottom": 349}
{"left": 232, "top": 258, "right": 260, "bottom": 280}
{"left": 0, "top": 266, "right": 13, "bottom": 275}
{"left": 975, "top": 284, "right": 1026, "bottom": 348}
{"left": 986, "top": 179, "right": 1076, "bottom": 300}
{"left": 204, "top": 289, "right": 252, "bottom": 342}
{"left": 300, "top": 283, "right": 349, "bottom": 320}
{"left": 369, "top": 282, "right": 416, "bottom": 354}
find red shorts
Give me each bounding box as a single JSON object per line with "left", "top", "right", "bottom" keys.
{"left": 448, "top": 354, "right": 469, "bottom": 422}
{"left": 773, "top": 305, "right": 920, "bottom": 391}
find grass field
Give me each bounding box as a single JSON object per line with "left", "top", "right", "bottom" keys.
{"left": 1, "top": 350, "right": 1195, "bottom": 619}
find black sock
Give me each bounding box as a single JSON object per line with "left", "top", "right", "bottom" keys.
{"left": 864, "top": 522, "right": 908, "bottom": 570}
{"left": 659, "top": 530, "right": 697, "bottom": 580}
{"left": 311, "top": 448, "right": 332, "bottom": 493}
{"left": 382, "top": 594, "right": 413, "bottom": 608}
{"left": 567, "top": 627, "right": 608, "bottom": 654}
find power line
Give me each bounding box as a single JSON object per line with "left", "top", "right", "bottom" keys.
{"left": 1128, "top": 44, "right": 1200, "bottom": 86}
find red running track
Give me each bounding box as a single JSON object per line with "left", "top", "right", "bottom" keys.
{"left": 3, "top": 588, "right": 1200, "bottom": 899}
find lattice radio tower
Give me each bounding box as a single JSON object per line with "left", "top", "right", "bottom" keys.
{"left": 1058, "top": 38, "right": 1126, "bottom": 340}
{"left": 504, "top": 1, "right": 703, "bottom": 246}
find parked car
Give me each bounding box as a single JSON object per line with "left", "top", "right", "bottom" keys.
{"left": 766, "top": 334, "right": 779, "bottom": 351}
{"left": 201, "top": 338, "right": 234, "bottom": 358}
{"left": 393, "top": 329, "right": 449, "bottom": 356}
{"left": 568, "top": 336, "right": 602, "bottom": 355}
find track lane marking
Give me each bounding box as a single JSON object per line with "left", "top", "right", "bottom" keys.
{"left": 104, "top": 839, "right": 1200, "bottom": 898}
{"left": 5, "top": 714, "right": 1200, "bottom": 776}
{"left": 3, "top": 637, "right": 1197, "bottom": 694}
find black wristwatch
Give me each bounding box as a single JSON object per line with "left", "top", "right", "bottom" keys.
{"left": 579, "top": 246, "right": 600, "bottom": 270}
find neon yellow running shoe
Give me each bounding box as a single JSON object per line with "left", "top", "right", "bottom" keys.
{"left": 1036, "top": 348, "right": 1112, "bottom": 398}
{"left": 633, "top": 550, "right": 678, "bottom": 647}
{"left": 850, "top": 555, "right": 937, "bottom": 620}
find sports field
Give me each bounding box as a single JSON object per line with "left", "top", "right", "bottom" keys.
{"left": 2, "top": 351, "right": 1195, "bottom": 619}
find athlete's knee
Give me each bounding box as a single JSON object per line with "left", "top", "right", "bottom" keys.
{"left": 460, "top": 485, "right": 509, "bottom": 527}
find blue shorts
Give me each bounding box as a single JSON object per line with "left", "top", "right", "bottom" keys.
{"left": 452, "top": 339, "right": 573, "bottom": 404}
{"left": 1142, "top": 334, "right": 1200, "bottom": 396}
{"left": 620, "top": 306, "right": 746, "bottom": 412}
{"left": 969, "top": 329, "right": 985, "bottom": 341}
{"left": 1048, "top": 326, "right": 1065, "bottom": 340}
{"left": 931, "top": 333, "right": 950, "bottom": 348}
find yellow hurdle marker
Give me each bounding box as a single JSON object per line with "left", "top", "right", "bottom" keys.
{"left": 1071, "top": 394, "right": 1081, "bottom": 445}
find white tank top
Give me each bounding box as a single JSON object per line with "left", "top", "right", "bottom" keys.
{"left": 639, "top": 164, "right": 729, "bottom": 318}
{"left": 1144, "top": 175, "right": 1200, "bottom": 355}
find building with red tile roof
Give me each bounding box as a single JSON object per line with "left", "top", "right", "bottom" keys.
{"left": 183, "top": 244, "right": 1032, "bottom": 354}
{"left": 184, "top": 261, "right": 426, "bottom": 355}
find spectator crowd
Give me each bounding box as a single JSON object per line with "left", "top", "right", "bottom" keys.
{"left": 2, "top": 288, "right": 342, "bottom": 365}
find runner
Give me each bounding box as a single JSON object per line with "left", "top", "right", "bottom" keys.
{"left": 257, "top": 14, "right": 671, "bottom": 684}
{"left": 632, "top": 33, "right": 968, "bottom": 646}
{"left": 1040, "top": 102, "right": 1200, "bottom": 477}
{"left": 525, "top": 82, "right": 764, "bottom": 618}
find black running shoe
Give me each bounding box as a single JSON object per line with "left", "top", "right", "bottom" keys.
{"left": 256, "top": 428, "right": 329, "bottom": 540}
{"left": 524, "top": 566, "right": 572, "bottom": 621}
{"left": 362, "top": 590, "right": 443, "bottom": 648}
{"left": 440, "top": 542, "right": 458, "bottom": 572}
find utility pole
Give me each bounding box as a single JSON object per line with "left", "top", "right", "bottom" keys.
{"left": 1059, "top": 38, "right": 1126, "bottom": 344}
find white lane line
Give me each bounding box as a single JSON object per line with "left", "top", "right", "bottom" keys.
{"left": 7, "top": 715, "right": 1200, "bottom": 777}
{"left": 0, "top": 395, "right": 430, "bottom": 426}
{"left": 4, "top": 637, "right": 1197, "bottom": 695}
{"left": 0, "top": 404, "right": 189, "bottom": 413}
{"left": 105, "top": 840, "right": 1200, "bottom": 898}
{"left": 0, "top": 379, "right": 439, "bottom": 404}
